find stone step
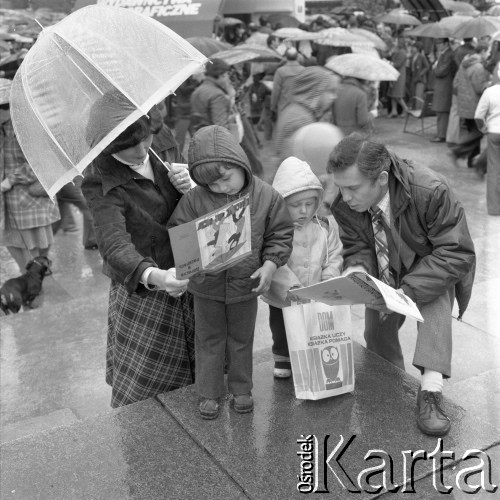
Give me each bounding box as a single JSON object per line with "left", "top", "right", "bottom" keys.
{"left": 2, "top": 344, "right": 498, "bottom": 499}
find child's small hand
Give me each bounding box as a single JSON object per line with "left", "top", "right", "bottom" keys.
{"left": 251, "top": 261, "right": 277, "bottom": 294}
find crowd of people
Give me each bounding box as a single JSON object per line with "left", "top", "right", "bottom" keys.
{"left": 2, "top": 4, "right": 493, "bottom": 438}
{"left": 165, "top": 9, "right": 500, "bottom": 215}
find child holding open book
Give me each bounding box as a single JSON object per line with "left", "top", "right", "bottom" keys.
{"left": 168, "top": 125, "right": 293, "bottom": 419}
{"left": 262, "top": 157, "right": 344, "bottom": 378}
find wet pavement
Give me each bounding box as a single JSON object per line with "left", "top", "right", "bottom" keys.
{"left": 0, "top": 115, "right": 499, "bottom": 498}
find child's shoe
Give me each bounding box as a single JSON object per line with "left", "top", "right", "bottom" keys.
{"left": 233, "top": 393, "right": 254, "bottom": 413}
{"left": 199, "top": 398, "right": 219, "bottom": 419}
{"left": 273, "top": 361, "right": 292, "bottom": 379}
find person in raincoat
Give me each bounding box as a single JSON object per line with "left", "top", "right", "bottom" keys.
{"left": 168, "top": 125, "right": 293, "bottom": 420}
{"left": 328, "top": 133, "right": 476, "bottom": 437}
{"left": 273, "top": 66, "right": 339, "bottom": 165}
{"left": 81, "top": 100, "right": 195, "bottom": 408}
{"left": 331, "top": 76, "right": 373, "bottom": 136}
{"left": 262, "top": 156, "right": 343, "bottom": 378}
{"left": 0, "top": 78, "right": 60, "bottom": 273}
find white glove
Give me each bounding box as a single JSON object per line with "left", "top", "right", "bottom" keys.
{"left": 147, "top": 267, "right": 189, "bottom": 296}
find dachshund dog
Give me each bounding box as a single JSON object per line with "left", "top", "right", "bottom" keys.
{"left": 0, "top": 256, "right": 52, "bottom": 315}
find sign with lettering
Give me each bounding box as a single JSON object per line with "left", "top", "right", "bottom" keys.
{"left": 93, "top": 0, "right": 224, "bottom": 37}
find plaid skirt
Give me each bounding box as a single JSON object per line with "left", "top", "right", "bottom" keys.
{"left": 107, "top": 281, "right": 195, "bottom": 408}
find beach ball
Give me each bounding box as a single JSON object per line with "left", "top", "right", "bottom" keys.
{"left": 291, "top": 123, "right": 344, "bottom": 176}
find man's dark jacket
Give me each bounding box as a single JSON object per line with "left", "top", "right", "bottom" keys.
{"left": 331, "top": 154, "right": 475, "bottom": 319}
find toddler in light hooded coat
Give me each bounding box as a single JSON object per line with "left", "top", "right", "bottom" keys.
{"left": 262, "top": 156, "right": 343, "bottom": 378}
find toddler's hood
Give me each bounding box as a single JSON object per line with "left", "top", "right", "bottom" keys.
{"left": 272, "top": 156, "right": 323, "bottom": 205}
{"left": 188, "top": 125, "right": 252, "bottom": 187}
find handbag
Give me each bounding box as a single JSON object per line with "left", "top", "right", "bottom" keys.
{"left": 283, "top": 302, "right": 354, "bottom": 400}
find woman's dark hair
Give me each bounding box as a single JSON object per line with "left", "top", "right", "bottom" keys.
{"left": 327, "top": 133, "right": 391, "bottom": 180}
{"left": 102, "top": 105, "right": 163, "bottom": 156}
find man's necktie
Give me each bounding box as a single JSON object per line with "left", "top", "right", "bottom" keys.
{"left": 371, "top": 207, "right": 391, "bottom": 285}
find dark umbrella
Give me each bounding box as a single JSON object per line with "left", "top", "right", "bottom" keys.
{"left": 185, "top": 37, "right": 232, "bottom": 57}
{"left": 219, "top": 17, "right": 244, "bottom": 26}
{"left": 267, "top": 13, "right": 300, "bottom": 29}
{"left": 377, "top": 9, "right": 421, "bottom": 26}
{"left": 330, "top": 6, "right": 364, "bottom": 15}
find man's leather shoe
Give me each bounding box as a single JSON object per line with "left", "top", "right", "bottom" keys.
{"left": 430, "top": 137, "right": 445, "bottom": 143}
{"left": 416, "top": 388, "right": 451, "bottom": 436}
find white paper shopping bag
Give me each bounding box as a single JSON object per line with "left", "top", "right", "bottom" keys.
{"left": 283, "top": 302, "right": 354, "bottom": 400}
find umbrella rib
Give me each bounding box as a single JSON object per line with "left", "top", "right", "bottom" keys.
{"left": 18, "top": 61, "right": 75, "bottom": 168}
{"left": 51, "top": 30, "right": 143, "bottom": 110}
{"left": 49, "top": 32, "right": 105, "bottom": 97}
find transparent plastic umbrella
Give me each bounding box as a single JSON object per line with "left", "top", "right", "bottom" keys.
{"left": 272, "top": 27, "right": 324, "bottom": 41}
{"left": 377, "top": 10, "right": 421, "bottom": 27}
{"left": 325, "top": 54, "right": 399, "bottom": 81}
{"left": 348, "top": 28, "right": 388, "bottom": 52}
{"left": 10, "top": 5, "right": 208, "bottom": 198}
{"left": 451, "top": 15, "right": 500, "bottom": 39}
{"left": 316, "top": 28, "right": 375, "bottom": 48}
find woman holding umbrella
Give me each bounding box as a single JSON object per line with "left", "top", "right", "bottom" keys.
{"left": 81, "top": 97, "right": 195, "bottom": 408}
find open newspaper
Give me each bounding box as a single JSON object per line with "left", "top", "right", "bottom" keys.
{"left": 291, "top": 272, "right": 424, "bottom": 322}
{"left": 168, "top": 194, "right": 251, "bottom": 279}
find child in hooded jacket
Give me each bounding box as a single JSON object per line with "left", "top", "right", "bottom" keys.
{"left": 168, "top": 125, "right": 293, "bottom": 419}
{"left": 262, "top": 157, "right": 344, "bottom": 378}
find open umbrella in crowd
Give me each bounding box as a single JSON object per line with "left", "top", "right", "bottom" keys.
{"left": 10, "top": 5, "right": 207, "bottom": 197}
{"left": 325, "top": 53, "right": 400, "bottom": 81}
{"left": 3, "top": 0, "right": 500, "bottom": 198}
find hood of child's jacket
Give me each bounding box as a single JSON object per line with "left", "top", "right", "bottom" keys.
{"left": 272, "top": 156, "right": 323, "bottom": 207}
{"left": 287, "top": 66, "right": 339, "bottom": 115}
{"left": 188, "top": 125, "right": 253, "bottom": 187}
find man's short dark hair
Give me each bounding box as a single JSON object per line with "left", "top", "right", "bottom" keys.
{"left": 326, "top": 133, "right": 391, "bottom": 180}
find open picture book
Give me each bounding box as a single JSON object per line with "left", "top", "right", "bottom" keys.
{"left": 291, "top": 271, "right": 424, "bottom": 322}
{"left": 168, "top": 194, "right": 252, "bottom": 279}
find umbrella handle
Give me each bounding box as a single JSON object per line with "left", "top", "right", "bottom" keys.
{"left": 149, "top": 147, "right": 170, "bottom": 172}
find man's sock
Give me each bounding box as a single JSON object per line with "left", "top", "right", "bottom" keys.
{"left": 421, "top": 369, "right": 444, "bottom": 393}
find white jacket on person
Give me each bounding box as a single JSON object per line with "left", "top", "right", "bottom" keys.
{"left": 262, "top": 156, "right": 343, "bottom": 308}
